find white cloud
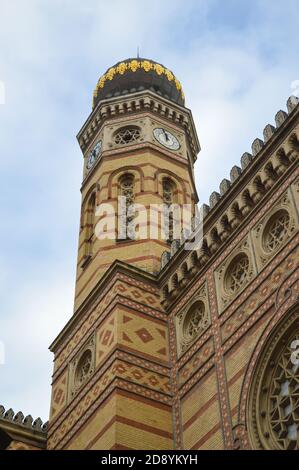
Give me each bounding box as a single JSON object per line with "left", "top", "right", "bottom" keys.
{"left": 1, "top": 272, "right": 74, "bottom": 420}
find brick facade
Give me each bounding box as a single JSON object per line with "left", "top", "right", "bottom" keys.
{"left": 1, "top": 58, "right": 298, "bottom": 450}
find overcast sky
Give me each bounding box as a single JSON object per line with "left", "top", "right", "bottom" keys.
{"left": 0, "top": 0, "right": 298, "bottom": 421}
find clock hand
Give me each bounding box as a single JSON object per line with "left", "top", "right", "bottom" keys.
{"left": 162, "top": 129, "right": 169, "bottom": 141}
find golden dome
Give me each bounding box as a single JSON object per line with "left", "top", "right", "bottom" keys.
{"left": 93, "top": 58, "right": 184, "bottom": 108}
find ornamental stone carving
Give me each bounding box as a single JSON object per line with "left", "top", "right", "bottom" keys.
{"left": 214, "top": 235, "right": 257, "bottom": 314}
{"left": 251, "top": 188, "right": 298, "bottom": 271}
{"left": 247, "top": 307, "right": 299, "bottom": 450}
{"left": 175, "top": 282, "right": 211, "bottom": 356}
{"left": 68, "top": 335, "right": 95, "bottom": 401}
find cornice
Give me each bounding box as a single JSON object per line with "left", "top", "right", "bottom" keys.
{"left": 76, "top": 89, "right": 200, "bottom": 162}
{"left": 0, "top": 405, "right": 47, "bottom": 449}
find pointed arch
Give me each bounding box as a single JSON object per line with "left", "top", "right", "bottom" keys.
{"left": 154, "top": 169, "right": 188, "bottom": 205}
{"left": 107, "top": 166, "right": 144, "bottom": 199}
{"left": 83, "top": 191, "right": 96, "bottom": 257}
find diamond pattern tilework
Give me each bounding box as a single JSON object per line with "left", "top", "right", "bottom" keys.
{"left": 50, "top": 371, "right": 68, "bottom": 420}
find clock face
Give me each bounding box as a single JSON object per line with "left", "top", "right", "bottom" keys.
{"left": 153, "top": 128, "right": 180, "bottom": 151}
{"left": 86, "top": 140, "right": 102, "bottom": 170}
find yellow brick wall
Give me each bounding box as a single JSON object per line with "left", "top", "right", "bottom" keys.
{"left": 225, "top": 318, "right": 269, "bottom": 426}
{"left": 75, "top": 148, "right": 195, "bottom": 310}
{"left": 48, "top": 269, "right": 171, "bottom": 450}
{"left": 65, "top": 391, "right": 172, "bottom": 450}
{"left": 181, "top": 368, "right": 223, "bottom": 449}
{"left": 115, "top": 391, "right": 173, "bottom": 450}
{"left": 66, "top": 393, "right": 116, "bottom": 450}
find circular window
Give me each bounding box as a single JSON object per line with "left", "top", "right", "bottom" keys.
{"left": 114, "top": 127, "right": 141, "bottom": 145}
{"left": 225, "top": 253, "right": 250, "bottom": 295}
{"left": 263, "top": 209, "right": 290, "bottom": 253}
{"left": 183, "top": 301, "right": 206, "bottom": 342}
{"left": 248, "top": 313, "right": 299, "bottom": 450}
{"left": 75, "top": 349, "right": 92, "bottom": 387}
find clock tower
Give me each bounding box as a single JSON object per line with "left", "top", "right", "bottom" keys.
{"left": 48, "top": 58, "right": 200, "bottom": 449}
{"left": 73, "top": 58, "right": 200, "bottom": 310}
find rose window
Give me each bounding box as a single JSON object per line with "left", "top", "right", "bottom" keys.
{"left": 266, "top": 334, "right": 299, "bottom": 449}
{"left": 75, "top": 349, "right": 92, "bottom": 387}
{"left": 225, "top": 254, "right": 250, "bottom": 294}
{"left": 264, "top": 210, "right": 290, "bottom": 253}
{"left": 183, "top": 301, "right": 206, "bottom": 342}
{"left": 250, "top": 328, "right": 299, "bottom": 450}
{"left": 114, "top": 127, "right": 141, "bottom": 145}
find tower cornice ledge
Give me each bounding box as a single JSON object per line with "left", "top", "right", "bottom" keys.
{"left": 76, "top": 90, "right": 200, "bottom": 162}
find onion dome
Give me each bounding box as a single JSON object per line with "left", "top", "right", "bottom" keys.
{"left": 93, "top": 58, "right": 184, "bottom": 108}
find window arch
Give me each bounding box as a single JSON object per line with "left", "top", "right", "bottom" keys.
{"left": 118, "top": 173, "right": 135, "bottom": 239}
{"left": 119, "top": 173, "right": 135, "bottom": 203}
{"left": 84, "top": 192, "right": 96, "bottom": 258}
{"left": 162, "top": 178, "right": 177, "bottom": 243}
{"left": 162, "top": 177, "right": 176, "bottom": 205}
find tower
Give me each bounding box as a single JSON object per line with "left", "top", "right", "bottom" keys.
{"left": 0, "top": 59, "right": 298, "bottom": 452}
{"left": 73, "top": 58, "right": 200, "bottom": 310}
{"left": 48, "top": 58, "right": 200, "bottom": 449}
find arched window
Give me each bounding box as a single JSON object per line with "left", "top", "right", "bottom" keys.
{"left": 248, "top": 308, "right": 299, "bottom": 450}
{"left": 162, "top": 178, "right": 176, "bottom": 242}
{"left": 119, "top": 174, "right": 135, "bottom": 239}
{"left": 84, "top": 193, "right": 96, "bottom": 257}
{"left": 162, "top": 178, "right": 176, "bottom": 205}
